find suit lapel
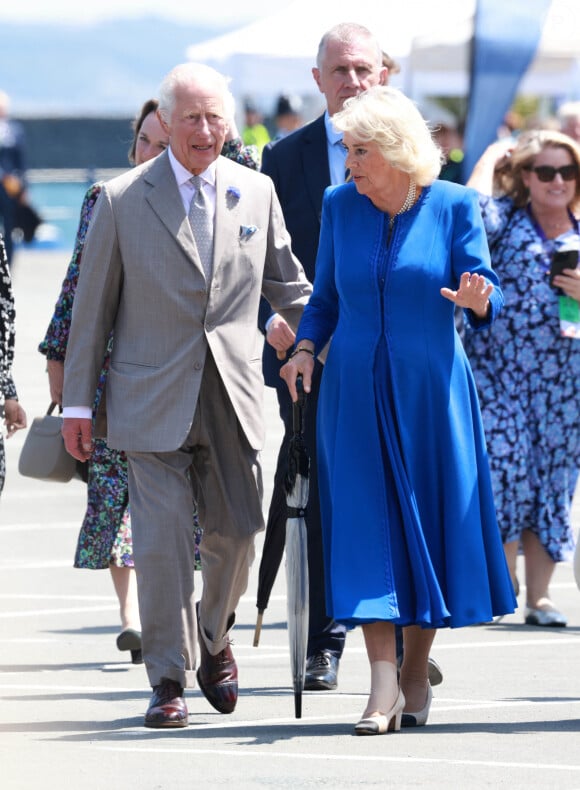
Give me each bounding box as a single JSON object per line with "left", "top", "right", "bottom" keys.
{"left": 302, "top": 115, "right": 331, "bottom": 225}
{"left": 144, "top": 153, "right": 203, "bottom": 271}
{"left": 213, "top": 158, "right": 241, "bottom": 278}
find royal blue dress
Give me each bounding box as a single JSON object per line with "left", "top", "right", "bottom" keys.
{"left": 295, "top": 180, "right": 516, "bottom": 628}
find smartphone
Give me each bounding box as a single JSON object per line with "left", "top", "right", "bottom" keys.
{"left": 549, "top": 249, "right": 578, "bottom": 288}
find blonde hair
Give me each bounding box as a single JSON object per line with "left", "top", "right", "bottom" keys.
{"left": 332, "top": 86, "right": 443, "bottom": 186}
{"left": 495, "top": 129, "right": 580, "bottom": 211}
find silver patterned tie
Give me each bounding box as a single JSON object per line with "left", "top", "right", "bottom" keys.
{"left": 188, "top": 175, "right": 214, "bottom": 281}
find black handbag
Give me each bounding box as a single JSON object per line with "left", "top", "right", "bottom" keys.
{"left": 18, "top": 402, "right": 79, "bottom": 482}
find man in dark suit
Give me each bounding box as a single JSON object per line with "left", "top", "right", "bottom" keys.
{"left": 260, "top": 23, "right": 389, "bottom": 691}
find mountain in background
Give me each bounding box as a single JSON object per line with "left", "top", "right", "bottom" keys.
{"left": 1, "top": 17, "right": 234, "bottom": 116}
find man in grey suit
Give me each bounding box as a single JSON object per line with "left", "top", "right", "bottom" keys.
{"left": 62, "top": 63, "right": 312, "bottom": 728}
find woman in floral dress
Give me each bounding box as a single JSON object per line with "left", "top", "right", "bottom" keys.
{"left": 465, "top": 130, "right": 580, "bottom": 627}
{"left": 39, "top": 100, "right": 259, "bottom": 662}
{"left": 1, "top": 233, "right": 26, "bottom": 494}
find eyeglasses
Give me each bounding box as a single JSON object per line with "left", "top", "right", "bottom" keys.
{"left": 526, "top": 164, "right": 578, "bottom": 182}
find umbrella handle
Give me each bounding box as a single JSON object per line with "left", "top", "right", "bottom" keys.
{"left": 292, "top": 375, "right": 306, "bottom": 435}
{"left": 253, "top": 612, "right": 264, "bottom": 647}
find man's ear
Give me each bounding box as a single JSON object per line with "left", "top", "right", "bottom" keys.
{"left": 379, "top": 67, "right": 389, "bottom": 86}
{"left": 312, "top": 67, "right": 323, "bottom": 94}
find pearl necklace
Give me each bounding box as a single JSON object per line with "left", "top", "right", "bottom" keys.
{"left": 389, "top": 179, "right": 417, "bottom": 228}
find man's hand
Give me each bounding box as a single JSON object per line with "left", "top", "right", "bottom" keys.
{"left": 62, "top": 417, "right": 93, "bottom": 461}
{"left": 266, "top": 314, "right": 296, "bottom": 360}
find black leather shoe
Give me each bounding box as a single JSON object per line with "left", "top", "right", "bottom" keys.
{"left": 304, "top": 650, "right": 339, "bottom": 691}
{"left": 144, "top": 678, "right": 188, "bottom": 728}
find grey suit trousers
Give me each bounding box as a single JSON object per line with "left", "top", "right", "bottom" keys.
{"left": 126, "top": 352, "right": 263, "bottom": 688}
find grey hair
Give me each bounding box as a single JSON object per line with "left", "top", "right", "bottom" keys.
{"left": 157, "top": 62, "right": 236, "bottom": 123}
{"left": 316, "top": 22, "right": 382, "bottom": 70}
{"left": 332, "top": 86, "right": 443, "bottom": 186}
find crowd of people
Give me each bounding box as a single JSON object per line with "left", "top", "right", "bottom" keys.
{"left": 2, "top": 19, "right": 580, "bottom": 737}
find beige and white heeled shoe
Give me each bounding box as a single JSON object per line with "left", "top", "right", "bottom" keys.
{"left": 354, "top": 689, "right": 405, "bottom": 736}
{"left": 401, "top": 683, "right": 433, "bottom": 728}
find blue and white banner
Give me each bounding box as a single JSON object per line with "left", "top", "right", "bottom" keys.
{"left": 461, "top": 0, "right": 552, "bottom": 181}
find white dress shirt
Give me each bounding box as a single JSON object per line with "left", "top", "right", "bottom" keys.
{"left": 168, "top": 147, "right": 217, "bottom": 219}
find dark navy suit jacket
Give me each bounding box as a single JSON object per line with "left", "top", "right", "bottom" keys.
{"left": 259, "top": 114, "right": 330, "bottom": 387}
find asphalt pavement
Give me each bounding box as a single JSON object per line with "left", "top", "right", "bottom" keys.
{"left": 1, "top": 248, "right": 580, "bottom": 790}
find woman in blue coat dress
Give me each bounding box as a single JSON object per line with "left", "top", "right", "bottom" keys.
{"left": 281, "top": 86, "right": 516, "bottom": 736}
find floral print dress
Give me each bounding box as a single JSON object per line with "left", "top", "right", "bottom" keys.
{"left": 38, "top": 141, "right": 258, "bottom": 571}
{"left": 39, "top": 184, "right": 203, "bottom": 569}
{"left": 40, "top": 184, "right": 138, "bottom": 568}
{"left": 0, "top": 234, "right": 17, "bottom": 494}
{"left": 463, "top": 195, "right": 580, "bottom": 562}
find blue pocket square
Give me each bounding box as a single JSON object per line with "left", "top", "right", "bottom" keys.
{"left": 239, "top": 225, "right": 258, "bottom": 239}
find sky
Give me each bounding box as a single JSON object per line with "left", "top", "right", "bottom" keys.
{"left": 0, "top": 0, "right": 288, "bottom": 26}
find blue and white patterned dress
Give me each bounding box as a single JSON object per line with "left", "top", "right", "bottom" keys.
{"left": 463, "top": 195, "right": 580, "bottom": 562}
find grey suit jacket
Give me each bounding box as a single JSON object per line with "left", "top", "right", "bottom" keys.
{"left": 63, "top": 151, "right": 312, "bottom": 452}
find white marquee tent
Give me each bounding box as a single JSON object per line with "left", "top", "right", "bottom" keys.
{"left": 186, "top": 0, "right": 580, "bottom": 121}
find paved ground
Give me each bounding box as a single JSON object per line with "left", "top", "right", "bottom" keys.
{"left": 1, "top": 249, "right": 580, "bottom": 789}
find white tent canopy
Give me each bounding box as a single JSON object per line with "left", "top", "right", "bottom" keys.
{"left": 185, "top": 0, "right": 469, "bottom": 103}
{"left": 409, "top": 0, "right": 580, "bottom": 99}
{"left": 186, "top": 0, "right": 580, "bottom": 120}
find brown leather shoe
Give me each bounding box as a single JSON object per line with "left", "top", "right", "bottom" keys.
{"left": 197, "top": 635, "right": 238, "bottom": 714}
{"left": 144, "top": 678, "right": 188, "bottom": 728}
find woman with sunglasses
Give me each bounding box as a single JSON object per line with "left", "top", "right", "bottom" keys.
{"left": 465, "top": 129, "right": 580, "bottom": 628}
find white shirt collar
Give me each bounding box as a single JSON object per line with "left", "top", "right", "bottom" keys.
{"left": 324, "top": 110, "right": 343, "bottom": 147}
{"left": 167, "top": 146, "right": 217, "bottom": 188}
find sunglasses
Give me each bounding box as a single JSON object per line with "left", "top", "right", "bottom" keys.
{"left": 526, "top": 164, "right": 578, "bottom": 182}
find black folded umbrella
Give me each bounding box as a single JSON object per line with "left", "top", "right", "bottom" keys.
{"left": 283, "top": 377, "right": 310, "bottom": 718}
{"left": 253, "top": 440, "right": 288, "bottom": 647}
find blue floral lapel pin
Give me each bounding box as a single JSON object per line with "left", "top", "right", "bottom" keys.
{"left": 226, "top": 185, "right": 241, "bottom": 208}
{"left": 239, "top": 224, "right": 258, "bottom": 239}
